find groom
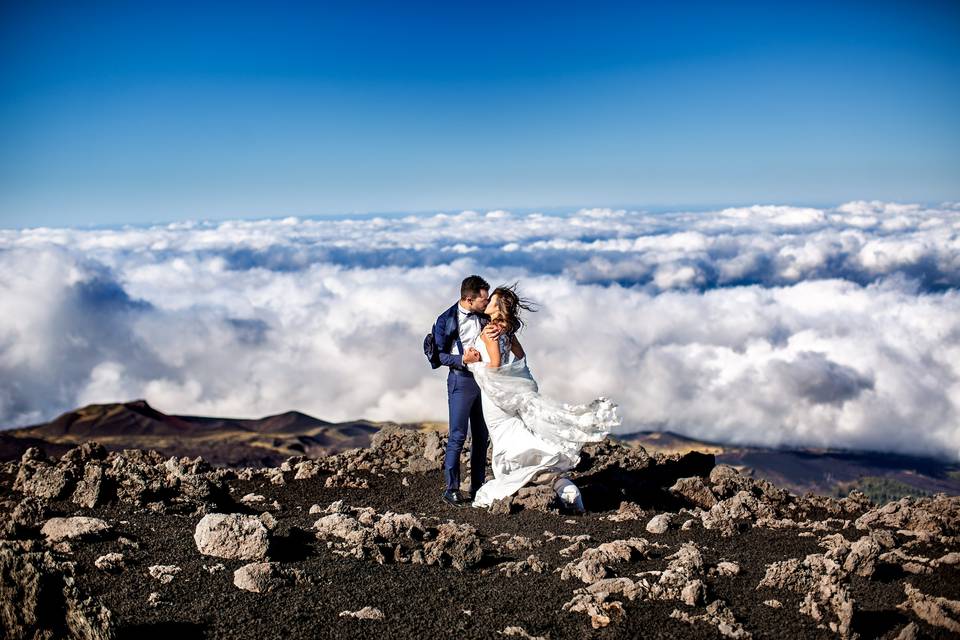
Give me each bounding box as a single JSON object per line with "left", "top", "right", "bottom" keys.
{"left": 433, "top": 275, "right": 495, "bottom": 507}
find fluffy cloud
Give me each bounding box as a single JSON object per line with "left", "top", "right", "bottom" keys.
{"left": 1, "top": 201, "right": 958, "bottom": 460}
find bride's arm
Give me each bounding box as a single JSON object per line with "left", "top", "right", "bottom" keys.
{"left": 480, "top": 332, "right": 501, "bottom": 368}
{"left": 510, "top": 335, "right": 525, "bottom": 359}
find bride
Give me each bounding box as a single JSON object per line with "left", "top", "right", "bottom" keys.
{"left": 467, "top": 284, "right": 620, "bottom": 512}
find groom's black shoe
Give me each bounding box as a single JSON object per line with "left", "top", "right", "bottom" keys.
{"left": 441, "top": 489, "right": 469, "bottom": 508}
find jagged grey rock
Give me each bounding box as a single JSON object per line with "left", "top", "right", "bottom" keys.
{"left": 0, "top": 544, "right": 115, "bottom": 639}
{"left": 669, "top": 476, "right": 718, "bottom": 509}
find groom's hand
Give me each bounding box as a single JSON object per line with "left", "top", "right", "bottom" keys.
{"left": 463, "top": 348, "right": 481, "bottom": 364}
{"left": 482, "top": 324, "right": 502, "bottom": 339}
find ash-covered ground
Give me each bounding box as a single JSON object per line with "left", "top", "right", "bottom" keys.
{"left": 2, "top": 426, "right": 959, "bottom": 639}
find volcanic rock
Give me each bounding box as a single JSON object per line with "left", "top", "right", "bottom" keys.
{"left": 40, "top": 516, "right": 112, "bottom": 543}
{"left": 2, "top": 496, "right": 48, "bottom": 538}
{"left": 670, "top": 598, "right": 752, "bottom": 639}
{"left": 0, "top": 544, "right": 115, "bottom": 639}
{"left": 422, "top": 522, "right": 483, "bottom": 570}
{"left": 898, "top": 583, "right": 960, "bottom": 633}
{"left": 669, "top": 476, "right": 718, "bottom": 509}
{"left": 646, "top": 513, "right": 674, "bottom": 534}
{"left": 94, "top": 552, "right": 126, "bottom": 572}
{"left": 13, "top": 448, "right": 72, "bottom": 500}
{"left": 233, "top": 562, "right": 288, "bottom": 593}
{"left": 604, "top": 501, "right": 644, "bottom": 522}
{"left": 560, "top": 538, "right": 654, "bottom": 584}
{"left": 194, "top": 513, "right": 270, "bottom": 561}
{"left": 148, "top": 564, "right": 181, "bottom": 584}
{"left": 339, "top": 606, "right": 384, "bottom": 620}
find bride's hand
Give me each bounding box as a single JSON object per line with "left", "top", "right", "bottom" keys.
{"left": 482, "top": 323, "right": 502, "bottom": 339}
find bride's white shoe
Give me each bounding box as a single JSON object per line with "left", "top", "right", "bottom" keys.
{"left": 553, "top": 477, "right": 586, "bottom": 513}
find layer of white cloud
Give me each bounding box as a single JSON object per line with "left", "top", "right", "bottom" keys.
{"left": 1, "top": 201, "right": 958, "bottom": 460}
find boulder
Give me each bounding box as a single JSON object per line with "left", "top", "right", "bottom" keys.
{"left": 233, "top": 562, "right": 287, "bottom": 593}
{"left": 313, "top": 513, "right": 362, "bottom": 539}
{"left": 71, "top": 463, "right": 108, "bottom": 508}
{"left": 40, "top": 516, "right": 112, "bottom": 543}
{"left": 13, "top": 448, "right": 73, "bottom": 500}
{"left": 3, "top": 496, "right": 48, "bottom": 538}
{"left": 372, "top": 512, "right": 426, "bottom": 543}
{"left": 669, "top": 477, "right": 718, "bottom": 509}
{"left": 604, "top": 501, "right": 644, "bottom": 522}
{"left": 646, "top": 514, "right": 674, "bottom": 534}
{"left": 194, "top": 513, "right": 270, "bottom": 561}
{"left": 512, "top": 484, "right": 559, "bottom": 513}
{"left": 422, "top": 522, "right": 483, "bottom": 570}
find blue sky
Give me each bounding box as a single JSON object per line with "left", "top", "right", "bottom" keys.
{"left": 1, "top": 1, "right": 958, "bottom": 228}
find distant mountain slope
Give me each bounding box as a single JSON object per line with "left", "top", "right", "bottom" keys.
{"left": 1, "top": 400, "right": 380, "bottom": 467}
{"left": 621, "top": 430, "right": 960, "bottom": 500}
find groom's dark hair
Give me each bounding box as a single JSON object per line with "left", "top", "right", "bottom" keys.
{"left": 460, "top": 275, "right": 490, "bottom": 300}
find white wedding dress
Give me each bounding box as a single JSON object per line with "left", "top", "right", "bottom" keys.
{"left": 468, "top": 332, "right": 621, "bottom": 510}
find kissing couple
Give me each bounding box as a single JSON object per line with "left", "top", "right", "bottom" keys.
{"left": 424, "top": 275, "right": 621, "bottom": 512}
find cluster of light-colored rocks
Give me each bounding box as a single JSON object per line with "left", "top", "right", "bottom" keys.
{"left": 636, "top": 463, "right": 879, "bottom": 537}
{"left": 291, "top": 426, "right": 446, "bottom": 477}
{"left": 496, "top": 554, "right": 549, "bottom": 577}
{"left": 231, "top": 425, "right": 453, "bottom": 489}
{"left": 670, "top": 599, "right": 753, "bottom": 639}
{"left": 753, "top": 493, "right": 960, "bottom": 639}
{"left": 854, "top": 493, "right": 960, "bottom": 538}
{"left": 559, "top": 538, "right": 660, "bottom": 584}
{"left": 560, "top": 539, "right": 751, "bottom": 636}
{"left": 312, "top": 500, "right": 483, "bottom": 570}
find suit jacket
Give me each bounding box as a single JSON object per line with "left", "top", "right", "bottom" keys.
{"left": 433, "top": 302, "right": 489, "bottom": 373}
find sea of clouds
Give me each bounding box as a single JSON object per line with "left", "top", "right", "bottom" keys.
{"left": 1, "top": 200, "right": 958, "bottom": 459}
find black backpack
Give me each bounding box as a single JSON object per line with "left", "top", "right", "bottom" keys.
{"left": 424, "top": 312, "right": 462, "bottom": 369}
{"left": 423, "top": 331, "right": 442, "bottom": 369}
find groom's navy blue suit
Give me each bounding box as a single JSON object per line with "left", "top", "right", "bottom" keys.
{"left": 433, "top": 303, "right": 489, "bottom": 494}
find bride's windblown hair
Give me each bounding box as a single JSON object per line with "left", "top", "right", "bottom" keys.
{"left": 491, "top": 283, "right": 538, "bottom": 334}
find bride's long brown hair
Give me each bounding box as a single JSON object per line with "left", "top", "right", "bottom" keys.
{"left": 489, "top": 283, "right": 538, "bottom": 335}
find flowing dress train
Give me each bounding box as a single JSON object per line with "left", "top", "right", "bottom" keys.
{"left": 468, "top": 333, "right": 620, "bottom": 508}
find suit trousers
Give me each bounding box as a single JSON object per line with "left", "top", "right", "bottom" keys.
{"left": 444, "top": 371, "right": 488, "bottom": 493}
